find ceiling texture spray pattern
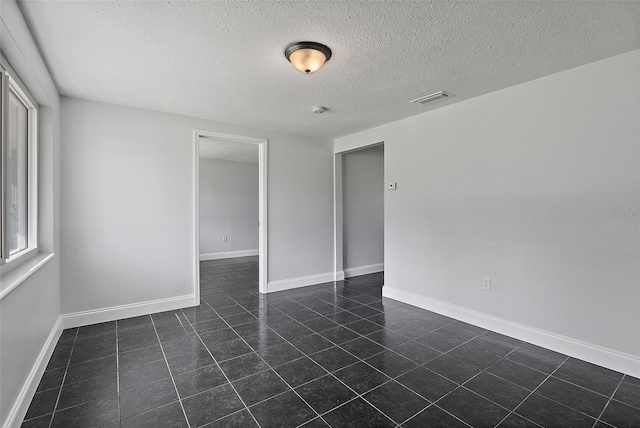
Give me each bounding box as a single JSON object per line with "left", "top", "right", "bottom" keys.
{"left": 18, "top": 1, "right": 640, "bottom": 139}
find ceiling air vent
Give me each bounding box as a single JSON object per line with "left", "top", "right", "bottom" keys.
{"left": 410, "top": 91, "right": 450, "bottom": 105}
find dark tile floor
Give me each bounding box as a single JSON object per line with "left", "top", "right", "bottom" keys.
{"left": 23, "top": 256, "right": 640, "bottom": 427}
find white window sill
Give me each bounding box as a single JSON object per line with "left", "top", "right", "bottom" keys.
{"left": 0, "top": 252, "right": 55, "bottom": 300}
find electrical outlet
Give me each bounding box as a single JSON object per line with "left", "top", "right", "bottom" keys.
{"left": 482, "top": 277, "right": 491, "bottom": 291}
{"left": 222, "top": 236, "right": 227, "bottom": 242}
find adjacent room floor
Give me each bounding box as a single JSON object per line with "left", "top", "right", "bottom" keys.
{"left": 22, "top": 256, "right": 639, "bottom": 427}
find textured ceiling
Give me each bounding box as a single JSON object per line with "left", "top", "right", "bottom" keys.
{"left": 18, "top": 1, "right": 640, "bottom": 139}
{"left": 199, "top": 138, "right": 258, "bottom": 163}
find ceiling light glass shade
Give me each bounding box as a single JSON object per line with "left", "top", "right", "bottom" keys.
{"left": 285, "top": 42, "right": 332, "bottom": 74}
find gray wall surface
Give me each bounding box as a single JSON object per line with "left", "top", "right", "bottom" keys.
{"left": 335, "top": 50, "right": 640, "bottom": 361}
{"left": 0, "top": 2, "right": 62, "bottom": 426}
{"left": 61, "top": 97, "right": 334, "bottom": 314}
{"left": 199, "top": 158, "right": 258, "bottom": 255}
{"left": 342, "top": 145, "right": 384, "bottom": 270}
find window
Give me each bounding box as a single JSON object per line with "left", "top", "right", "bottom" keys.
{"left": 0, "top": 66, "right": 38, "bottom": 271}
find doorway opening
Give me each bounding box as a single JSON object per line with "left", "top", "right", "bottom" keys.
{"left": 334, "top": 142, "right": 385, "bottom": 283}
{"left": 193, "top": 130, "right": 268, "bottom": 304}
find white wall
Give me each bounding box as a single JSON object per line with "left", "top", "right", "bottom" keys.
{"left": 342, "top": 145, "right": 384, "bottom": 272}
{"left": 0, "top": 1, "right": 62, "bottom": 426}
{"left": 199, "top": 158, "right": 258, "bottom": 256}
{"left": 335, "top": 50, "right": 640, "bottom": 375}
{"left": 61, "top": 98, "right": 334, "bottom": 314}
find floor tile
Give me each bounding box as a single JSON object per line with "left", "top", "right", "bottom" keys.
{"left": 119, "top": 377, "right": 178, "bottom": 419}
{"left": 118, "top": 345, "right": 164, "bottom": 368}
{"left": 322, "top": 398, "right": 395, "bottom": 428}
{"left": 50, "top": 394, "right": 119, "bottom": 428}
{"left": 365, "top": 329, "right": 410, "bottom": 348}
{"left": 365, "top": 349, "right": 417, "bottom": 378}
{"left": 515, "top": 393, "right": 596, "bottom": 428}
{"left": 424, "top": 354, "right": 480, "bottom": 384}
{"left": 120, "top": 401, "right": 188, "bottom": 428}
{"left": 339, "top": 337, "right": 385, "bottom": 360}
{"left": 613, "top": 379, "right": 640, "bottom": 409}
{"left": 274, "top": 357, "right": 327, "bottom": 387}
{"left": 401, "top": 405, "right": 468, "bottom": 428}
{"left": 173, "top": 364, "right": 228, "bottom": 398}
{"left": 249, "top": 390, "right": 316, "bottom": 428}
{"left": 553, "top": 358, "right": 623, "bottom": 396}
{"left": 232, "top": 369, "right": 289, "bottom": 406}
{"left": 537, "top": 376, "right": 609, "bottom": 417}
{"left": 333, "top": 362, "right": 391, "bottom": 394}
{"left": 57, "top": 376, "right": 117, "bottom": 409}
{"left": 207, "top": 338, "right": 253, "bottom": 362}
{"left": 24, "top": 388, "right": 59, "bottom": 420}
{"left": 391, "top": 340, "right": 442, "bottom": 364}
{"left": 203, "top": 409, "right": 259, "bottom": 427}
{"left": 447, "top": 342, "right": 501, "bottom": 369}
{"left": 437, "top": 387, "right": 510, "bottom": 427}
{"left": 243, "top": 330, "right": 286, "bottom": 351}
{"left": 36, "top": 368, "right": 65, "bottom": 393}
{"left": 182, "top": 383, "right": 244, "bottom": 427}
{"left": 414, "top": 331, "right": 462, "bottom": 353}
{"left": 486, "top": 359, "right": 547, "bottom": 390}
{"left": 295, "top": 375, "right": 357, "bottom": 414}
{"left": 218, "top": 352, "right": 270, "bottom": 381}
{"left": 309, "top": 346, "right": 359, "bottom": 372}
{"left": 599, "top": 399, "right": 640, "bottom": 428}
{"left": 395, "top": 366, "right": 458, "bottom": 401}
{"left": 466, "top": 334, "right": 519, "bottom": 357}
{"left": 64, "top": 355, "right": 117, "bottom": 385}
{"left": 506, "top": 345, "right": 567, "bottom": 373}
{"left": 291, "top": 334, "right": 334, "bottom": 355}
{"left": 363, "top": 380, "right": 429, "bottom": 424}
{"left": 464, "top": 371, "right": 530, "bottom": 410}
{"left": 119, "top": 359, "right": 170, "bottom": 391}
{"left": 257, "top": 342, "right": 304, "bottom": 367}
{"left": 344, "top": 319, "right": 383, "bottom": 335}
{"left": 166, "top": 347, "right": 214, "bottom": 375}
{"left": 496, "top": 413, "right": 542, "bottom": 427}
{"left": 20, "top": 414, "right": 52, "bottom": 428}
{"left": 319, "top": 326, "right": 360, "bottom": 345}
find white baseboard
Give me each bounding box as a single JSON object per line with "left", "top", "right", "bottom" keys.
{"left": 335, "top": 270, "right": 345, "bottom": 281}
{"left": 344, "top": 263, "right": 384, "bottom": 278}
{"left": 62, "top": 294, "right": 195, "bottom": 329}
{"left": 383, "top": 286, "right": 640, "bottom": 378}
{"left": 268, "top": 272, "right": 336, "bottom": 293}
{"left": 199, "top": 250, "right": 258, "bottom": 261}
{"left": 4, "top": 316, "right": 62, "bottom": 428}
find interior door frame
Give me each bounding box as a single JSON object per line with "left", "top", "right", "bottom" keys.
{"left": 334, "top": 141, "right": 384, "bottom": 282}
{"left": 193, "top": 130, "right": 268, "bottom": 303}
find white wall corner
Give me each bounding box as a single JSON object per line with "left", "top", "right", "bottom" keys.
{"left": 344, "top": 263, "right": 384, "bottom": 278}
{"left": 335, "top": 270, "right": 345, "bottom": 281}
{"left": 383, "top": 286, "right": 640, "bottom": 378}
{"left": 3, "top": 316, "right": 63, "bottom": 428}
{"left": 62, "top": 295, "right": 195, "bottom": 329}
{"left": 199, "top": 249, "right": 259, "bottom": 261}
{"left": 267, "top": 272, "right": 336, "bottom": 293}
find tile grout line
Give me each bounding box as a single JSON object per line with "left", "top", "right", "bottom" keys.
{"left": 180, "top": 305, "right": 263, "bottom": 428}
{"left": 226, "top": 295, "right": 420, "bottom": 427}
{"left": 115, "top": 320, "right": 121, "bottom": 425}
{"left": 592, "top": 374, "right": 626, "bottom": 428}
{"left": 492, "top": 355, "right": 571, "bottom": 428}
{"left": 222, "top": 295, "right": 386, "bottom": 427}
{"left": 45, "top": 328, "right": 78, "bottom": 428}
{"left": 149, "top": 316, "right": 192, "bottom": 428}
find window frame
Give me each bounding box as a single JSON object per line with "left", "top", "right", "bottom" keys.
{"left": 0, "top": 65, "right": 39, "bottom": 274}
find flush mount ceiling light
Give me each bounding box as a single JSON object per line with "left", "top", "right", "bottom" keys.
{"left": 284, "top": 41, "right": 332, "bottom": 74}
